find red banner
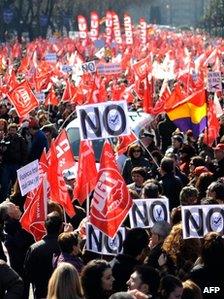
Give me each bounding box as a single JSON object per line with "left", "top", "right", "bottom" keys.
{"left": 124, "top": 14, "right": 133, "bottom": 45}
{"left": 90, "top": 11, "right": 99, "bottom": 41}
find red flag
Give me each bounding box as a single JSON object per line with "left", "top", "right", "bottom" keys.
{"left": 73, "top": 140, "right": 97, "bottom": 205}
{"left": 203, "top": 100, "right": 220, "bottom": 146}
{"left": 142, "top": 77, "right": 153, "bottom": 113}
{"left": 45, "top": 87, "right": 59, "bottom": 106}
{"left": 132, "top": 56, "right": 151, "bottom": 80}
{"left": 7, "top": 80, "right": 39, "bottom": 118}
{"left": 48, "top": 141, "right": 75, "bottom": 217}
{"left": 90, "top": 141, "right": 132, "bottom": 238}
{"left": 116, "top": 132, "right": 137, "bottom": 155}
{"left": 54, "top": 129, "right": 76, "bottom": 174}
{"left": 61, "top": 80, "right": 77, "bottom": 102}
{"left": 20, "top": 178, "right": 47, "bottom": 241}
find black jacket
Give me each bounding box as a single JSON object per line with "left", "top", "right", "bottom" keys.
{"left": 23, "top": 234, "right": 60, "bottom": 299}
{"left": 111, "top": 253, "right": 141, "bottom": 292}
{"left": 0, "top": 259, "right": 24, "bottom": 299}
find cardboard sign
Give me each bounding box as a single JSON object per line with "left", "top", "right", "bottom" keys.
{"left": 86, "top": 223, "right": 126, "bottom": 255}
{"left": 182, "top": 204, "right": 224, "bottom": 239}
{"left": 76, "top": 100, "right": 130, "bottom": 140}
{"left": 129, "top": 198, "right": 170, "bottom": 228}
{"left": 17, "top": 160, "right": 39, "bottom": 196}
{"left": 207, "top": 71, "right": 222, "bottom": 92}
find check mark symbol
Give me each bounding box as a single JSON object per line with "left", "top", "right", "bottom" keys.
{"left": 214, "top": 217, "right": 221, "bottom": 225}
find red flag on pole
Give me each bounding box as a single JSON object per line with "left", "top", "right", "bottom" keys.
{"left": 54, "top": 129, "right": 76, "bottom": 174}
{"left": 48, "top": 140, "right": 75, "bottom": 217}
{"left": 90, "top": 141, "right": 132, "bottom": 238}
{"left": 7, "top": 80, "right": 39, "bottom": 118}
{"left": 116, "top": 132, "right": 137, "bottom": 155}
{"left": 203, "top": 99, "right": 220, "bottom": 146}
{"left": 73, "top": 140, "right": 97, "bottom": 205}
{"left": 20, "top": 177, "right": 47, "bottom": 241}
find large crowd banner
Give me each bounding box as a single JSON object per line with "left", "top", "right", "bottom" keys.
{"left": 129, "top": 197, "right": 170, "bottom": 229}
{"left": 76, "top": 100, "right": 130, "bottom": 140}
{"left": 182, "top": 204, "right": 224, "bottom": 239}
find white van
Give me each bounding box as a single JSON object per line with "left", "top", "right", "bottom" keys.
{"left": 66, "top": 110, "right": 154, "bottom": 162}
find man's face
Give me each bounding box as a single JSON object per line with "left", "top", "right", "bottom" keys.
{"left": 7, "top": 203, "right": 22, "bottom": 220}
{"left": 127, "top": 271, "right": 143, "bottom": 292}
{"left": 172, "top": 138, "right": 181, "bottom": 149}
{"left": 8, "top": 127, "right": 17, "bottom": 137}
{"left": 131, "top": 173, "right": 145, "bottom": 186}
{"left": 214, "top": 149, "right": 224, "bottom": 161}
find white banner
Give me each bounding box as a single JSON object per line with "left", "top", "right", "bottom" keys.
{"left": 129, "top": 197, "right": 170, "bottom": 228}
{"left": 97, "top": 63, "right": 122, "bottom": 75}
{"left": 182, "top": 204, "right": 224, "bottom": 239}
{"left": 207, "top": 71, "right": 222, "bottom": 92}
{"left": 17, "top": 160, "right": 39, "bottom": 196}
{"left": 86, "top": 223, "right": 126, "bottom": 255}
{"left": 76, "top": 100, "right": 130, "bottom": 140}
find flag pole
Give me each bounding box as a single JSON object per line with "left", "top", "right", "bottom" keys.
{"left": 86, "top": 183, "right": 90, "bottom": 221}
{"left": 58, "top": 108, "right": 77, "bottom": 132}
{"left": 63, "top": 208, "right": 67, "bottom": 224}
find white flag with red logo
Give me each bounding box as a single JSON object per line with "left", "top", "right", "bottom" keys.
{"left": 124, "top": 14, "right": 133, "bottom": 45}
{"left": 78, "top": 15, "right": 88, "bottom": 46}
{"left": 90, "top": 141, "right": 132, "bottom": 238}
{"left": 7, "top": 80, "right": 39, "bottom": 118}
{"left": 54, "top": 129, "right": 76, "bottom": 174}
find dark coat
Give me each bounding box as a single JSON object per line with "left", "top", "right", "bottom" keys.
{"left": 23, "top": 234, "right": 60, "bottom": 299}
{"left": 28, "top": 130, "right": 49, "bottom": 162}
{"left": 122, "top": 157, "right": 151, "bottom": 184}
{"left": 4, "top": 218, "right": 34, "bottom": 278}
{"left": 190, "top": 264, "right": 224, "bottom": 299}
{"left": 0, "top": 259, "right": 24, "bottom": 299}
{"left": 160, "top": 173, "right": 183, "bottom": 210}
{"left": 111, "top": 253, "right": 141, "bottom": 292}
{"left": 214, "top": 158, "right": 224, "bottom": 179}
{"left": 2, "top": 133, "right": 28, "bottom": 165}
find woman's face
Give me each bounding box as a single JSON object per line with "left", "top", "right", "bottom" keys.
{"left": 168, "top": 287, "right": 183, "bottom": 299}
{"left": 101, "top": 268, "right": 114, "bottom": 291}
{"left": 132, "top": 148, "right": 141, "bottom": 158}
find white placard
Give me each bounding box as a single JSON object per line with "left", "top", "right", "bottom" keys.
{"left": 17, "top": 160, "right": 39, "bottom": 196}
{"left": 129, "top": 197, "right": 170, "bottom": 228}
{"left": 76, "top": 100, "right": 130, "bottom": 140}
{"left": 97, "top": 63, "right": 122, "bottom": 75}
{"left": 86, "top": 223, "right": 126, "bottom": 255}
{"left": 182, "top": 204, "right": 224, "bottom": 239}
{"left": 81, "top": 61, "right": 96, "bottom": 73}
{"left": 207, "top": 71, "right": 222, "bottom": 92}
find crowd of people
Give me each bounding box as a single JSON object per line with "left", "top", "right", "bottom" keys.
{"left": 0, "top": 19, "right": 224, "bottom": 299}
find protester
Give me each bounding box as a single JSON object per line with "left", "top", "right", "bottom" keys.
{"left": 47, "top": 262, "right": 84, "bottom": 299}
{"left": 112, "top": 228, "right": 149, "bottom": 292}
{"left": 53, "top": 231, "right": 84, "bottom": 273}
{"left": 0, "top": 259, "right": 24, "bottom": 299}
{"left": 0, "top": 123, "right": 28, "bottom": 202}
{"left": 23, "top": 211, "right": 63, "bottom": 299}
{"left": 126, "top": 265, "right": 160, "bottom": 298}
{"left": 81, "top": 259, "right": 114, "bottom": 299}
{"left": 158, "top": 275, "right": 183, "bottom": 299}
{"left": 190, "top": 232, "right": 224, "bottom": 298}
{"left": 127, "top": 167, "right": 147, "bottom": 197}
{"left": 122, "top": 144, "right": 151, "bottom": 184}
{"left": 0, "top": 200, "right": 34, "bottom": 278}
{"left": 182, "top": 280, "right": 203, "bottom": 299}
